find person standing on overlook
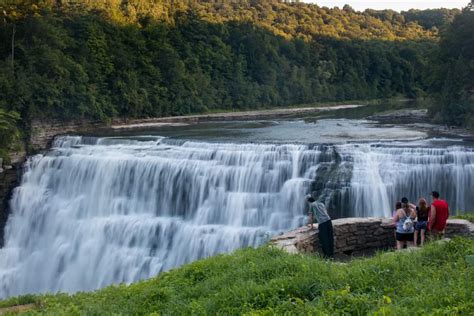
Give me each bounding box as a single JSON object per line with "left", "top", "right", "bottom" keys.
{"left": 393, "top": 197, "right": 417, "bottom": 250}
{"left": 414, "top": 198, "right": 429, "bottom": 247}
{"left": 428, "top": 191, "right": 449, "bottom": 237}
{"left": 306, "top": 195, "right": 334, "bottom": 259}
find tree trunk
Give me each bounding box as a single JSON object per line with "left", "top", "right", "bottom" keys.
{"left": 11, "top": 24, "right": 15, "bottom": 74}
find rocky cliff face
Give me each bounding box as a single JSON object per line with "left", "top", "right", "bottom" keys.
{"left": 0, "top": 167, "right": 21, "bottom": 247}
{"left": 1, "top": 119, "right": 92, "bottom": 246}
{"left": 29, "top": 119, "right": 103, "bottom": 151}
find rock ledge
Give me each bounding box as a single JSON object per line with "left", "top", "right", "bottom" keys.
{"left": 270, "top": 217, "right": 474, "bottom": 256}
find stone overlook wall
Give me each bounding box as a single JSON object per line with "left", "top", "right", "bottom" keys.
{"left": 270, "top": 217, "right": 474, "bottom": 256}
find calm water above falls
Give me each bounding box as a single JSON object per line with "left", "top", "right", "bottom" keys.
{"left": 0, "top": 116, "right": 473, "bottom": 298}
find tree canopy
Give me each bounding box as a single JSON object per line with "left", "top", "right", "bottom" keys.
{"left": 430, "top": 6, "right": 474, "bottom": 128}
{"left": 0, "top": 1, "right": 445, "bottom": 121}
{"left": 0, "top": 0, "right": 468, "bottom": 158}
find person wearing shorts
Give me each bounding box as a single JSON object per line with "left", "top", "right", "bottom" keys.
{"left": 393, "top": 197, "right": 416, "bottom": 250}
{"left": 414, "top": 198, "right": 429, "bottom": 247}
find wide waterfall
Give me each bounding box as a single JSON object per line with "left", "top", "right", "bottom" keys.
{"left": 0, "top": 136, "right": 473, "bottom": 298}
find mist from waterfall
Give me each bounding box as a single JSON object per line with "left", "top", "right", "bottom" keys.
{"left": 0, "top": 136, "right": 473, "bottom": 298}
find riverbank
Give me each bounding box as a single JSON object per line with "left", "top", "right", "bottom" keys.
{"left": 109, "top": 103, "right": 369, "bottom": 129}
{"left": 367, "top": 108, "right": 474, "bottom": 140}
{"left": 27, "top": 102, "right": 371, "bottom": 151}
{"left": 1, "top": 237, "right": 473, "bottom": 314}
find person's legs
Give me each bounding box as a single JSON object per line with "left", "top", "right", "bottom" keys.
{"left": 395, "top": 233, "right": 403, "bottom": 250}
{"left": 318, "top": 220, "right": 334, "bottom": 258}
{"left": 414, "top": 229, "right": 419, "bottom": 247}
{"left": 406, "top": 233, "right": 414, "bottom": 248}
{"left": 318, "top": 222, "right": 327, "bottom": 255}
{"left": 429, "top": 229, "right": 442, "bottom": 241}
{"left": 420, "top": 229, "right": 426, "bottom": 246}
{"left": 396, "top": 241, "right": 403, "bottom": 250}
{"left": 326, "top": 220, "right": 334, "bottom": 258}
{"left": 393, "top": 229, "right": 397, "bottom": 249}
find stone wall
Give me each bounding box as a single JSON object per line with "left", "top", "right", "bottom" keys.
{"left": 270, "top": 217, "right": 474, "bottom": 257}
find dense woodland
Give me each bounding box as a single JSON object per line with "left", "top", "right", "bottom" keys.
{"left": 0, "top": 0, "right": 472, "bottom": 158}
{"left": 430, "top": 5, "right": 474, "bottom": 128}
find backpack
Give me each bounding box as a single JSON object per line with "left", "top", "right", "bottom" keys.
{"left": 403, "top": 216, "right": 414, "bottom": 232}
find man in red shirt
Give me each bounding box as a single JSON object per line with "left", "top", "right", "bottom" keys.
{"left": 428, "top": 191, "right": 449, "bottom": 237}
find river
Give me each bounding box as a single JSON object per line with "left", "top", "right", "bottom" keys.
{"left": 0, "top": 102, "right": 473, "bottom": 298}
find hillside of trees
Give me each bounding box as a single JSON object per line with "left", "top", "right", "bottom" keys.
{"left": 0, "top": 0, "right": 468, "bottom": 157}
{"left": 430, "top": 5, "right": 474, "bottom": 129}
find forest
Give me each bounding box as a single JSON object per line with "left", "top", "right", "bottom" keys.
{"left": 0, "top": 0, "right": 472, "bottom": 158}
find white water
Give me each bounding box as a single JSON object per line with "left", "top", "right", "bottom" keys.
{"left": 0, "top": 136, "right": 473, "bottom": 298}
{"left": 341, "top": 144, "right": 474, "bottom": 216}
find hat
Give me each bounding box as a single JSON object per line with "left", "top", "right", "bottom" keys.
{"left": 401, "top": 197, "right": 409, "bottom": 204}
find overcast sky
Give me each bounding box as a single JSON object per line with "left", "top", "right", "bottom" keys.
{"left": 303, "top": 1, "right": 469, "bottom": 11}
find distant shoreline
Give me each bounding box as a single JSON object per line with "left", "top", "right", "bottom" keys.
{"left": 109, "top": 103, "right": 369, "bottom": 130}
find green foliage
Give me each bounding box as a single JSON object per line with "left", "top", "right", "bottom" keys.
{"left": 453, "top": 214, "right": 474, "bottom": 223}
{"left": 401, "top": 8, "right": 461, "bottom": 29}
{"left": 0, "top": 108, "right": 20, "bottom": 161}
{"left": 0, "top": 294, "right": 36, "bottom": 309}
{"left": 0, "top": 0, "right": 440, "bottom": 128}
{"left": 430, "top": 8, "right": 474, "bottom": 129}
{"left": 3, "top": 237, "right": 473, "bottom": 314}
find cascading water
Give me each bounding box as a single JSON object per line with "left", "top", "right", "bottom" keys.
{"left": 0, "top": 135, "right": 473, "bottom": 298}
{"left": 341, "top": 144, "right": 474, "bottom": 216}
{"left": 0, "top": 136, "right": 317, "bottom": 298}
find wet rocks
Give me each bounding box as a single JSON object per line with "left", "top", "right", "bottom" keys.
{"left": 0, "top": 165, "right": 21, "bottom": 247}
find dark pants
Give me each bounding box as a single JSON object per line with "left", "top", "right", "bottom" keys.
{"left": 318, "top": 220, "right": 334, "bottom": 258}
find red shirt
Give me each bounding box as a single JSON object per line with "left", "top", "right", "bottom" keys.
{"left": 429, "top": 199, "right": 449, "bottom": 231}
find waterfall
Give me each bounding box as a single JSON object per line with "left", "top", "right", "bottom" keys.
{"left": 0, "top": 136, "right": 315, "bottom": 298}
{"left": 342, "top": 144, "right": 474, "bottom": 215}
{"left": 0, "top": 136, "right": 473, "bottom": 298}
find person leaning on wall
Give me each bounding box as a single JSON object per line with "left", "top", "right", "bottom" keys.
{"left": 306, "top": 194, "right": 334, "bottom": 259}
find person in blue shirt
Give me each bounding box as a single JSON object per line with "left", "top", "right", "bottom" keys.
{"left": 306, "top": 194, "right": 334, "bottom": 258}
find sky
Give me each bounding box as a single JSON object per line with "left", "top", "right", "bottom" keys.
{"left": 304, "top": 1, "right": 469, "bottom": 11}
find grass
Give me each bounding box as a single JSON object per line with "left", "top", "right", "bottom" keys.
{"left": 1, "top": 237, "right": 473, "bottom": 315}
{"left": 453, "top": 214, "right": 474, "bottom": 223}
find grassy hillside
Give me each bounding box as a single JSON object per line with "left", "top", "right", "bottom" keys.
{"left": 1, "top": 237, "right": 473, "bottom": 315}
